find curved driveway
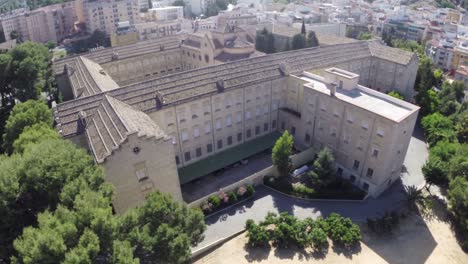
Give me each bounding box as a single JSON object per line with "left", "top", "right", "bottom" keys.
{"left": 193, "top": 126, "right": 428, "bottom": 252}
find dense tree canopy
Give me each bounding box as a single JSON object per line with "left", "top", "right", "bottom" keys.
{"left": 309, "top": 147, "right": 336, "bottom": 187}
{"left": 2, "top": 100, "right": 53, "bottom": 154}
{"left": 272, "top": 131, "right": 293, "bottom": 177}
{"left": 12, "top": 123, "right": 59, "bottom": 154}
{"left": 255, "top": 28, "right": 275, "bottom": 54}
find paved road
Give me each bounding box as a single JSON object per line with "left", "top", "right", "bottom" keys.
{"left": 193, "top": 130, "right": 429, "bottom": 252}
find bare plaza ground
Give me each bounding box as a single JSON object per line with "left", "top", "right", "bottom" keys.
{"left": 194, "top": 207, "right": 467, "bottom": 264}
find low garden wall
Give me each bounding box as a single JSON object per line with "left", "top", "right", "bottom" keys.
{"left": 188, "top": 147, "right": 317, "bottom": 209}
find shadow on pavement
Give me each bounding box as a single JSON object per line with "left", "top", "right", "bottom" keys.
{"left": 361, "top": 206, "right": 437, "bottom": 264}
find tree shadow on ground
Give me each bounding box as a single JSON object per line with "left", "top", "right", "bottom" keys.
{"left": 331, "top": 243, "right": 362, "bottom": 259}
{"left": 243, "top": 244, "right": 271, "bottom": 262}
{"left": 361, "top": 208, "right": 437, "bottom": 264}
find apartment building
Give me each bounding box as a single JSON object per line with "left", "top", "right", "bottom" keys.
{"left": 53, "top": 39, "right": 419, "bottom": 213}
{"left": 142, "top": 6, "right": 184, "bottom": 21}
{"left": 426, "top": 38, "right": 455, "bottom": 70}
{"left": 83, "top": 0, "right": 140, "bottom": 35}
{"left": 0, "top": 2, "right": 78, "bottom": 43}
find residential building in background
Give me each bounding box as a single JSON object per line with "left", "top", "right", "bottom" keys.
{"left": 111, "top": 21, "right": 139, "bottom": 46}
{"left": 83, "top": 0, "right": 139, "bottom": 35}
{"left": 0, "top": 1, "right": 78, "bottom": 43}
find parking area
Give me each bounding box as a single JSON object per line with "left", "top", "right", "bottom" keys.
{"left": 181, "top": 150, "right": 273, "bottom": 203}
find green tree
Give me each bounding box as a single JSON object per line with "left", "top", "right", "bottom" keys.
{"left": 421, "top": 112, "right": 456, "bottom": 147}
{"left": 306, "top": 31, "right": 319, "bottom": 47}
{"left": 325, "top": 213, "right": 361, "bottom": 248}
{"left": 9, "top": 30, "right": 19, "bottom": 40}
{"left": 291, "top": 34, "right": 306, "bottom": 50}
{"left": 46, "top": 40, "right": 57, "bottom": 50}
{"left": 448, "top": 177, "right": 468, "bottom": 249}
{"left": 455, "top": 112, "right": 468, "bottom": 143}
{"left": 310, "top": 227, "right": 328, "bottom": 251}
{"left": 9, "top": 42, "right": 52, "bottom": 101}
{"left": 404, "top": 185, "right": 426, "bottom": 210}
{"left": 0, "top": 53, "right": 13, "bottom": 107}
{"left": 111, "top": 240, "right": 140, "bottom": 264}
{"left": 358, "top": 32, "right": 372, "bottom": 40}
{"left": 422, "top": 156, "right": 448, "bottom": 188}
{"left": 272, "top": 131, "right": 293, "bottom": 177}
{"left": 388, "top": 90, "right": 404, "bottom": 100}
{"left": 2, "top": 100, "right": 53, "bottom": 154}
{"left": 301, "top": 20, "right": 306, "bottom": 35}
{"left": 117, "top": 191, "right": 205, "bottom": 263}
{"left": 308, "top": 147, "right": 336, "bottom": 187}
{"left": 12, "top": 123, "right": 59, "bottom": 153}
{"left": 255, "top": 29, "right": 275, "bottom": 54}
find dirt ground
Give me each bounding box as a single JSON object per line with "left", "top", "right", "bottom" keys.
{"left": 194, "top": 211, "right": 467, "bottom": 264}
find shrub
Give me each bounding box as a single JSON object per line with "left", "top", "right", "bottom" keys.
{"left": 273, "top": 222, "right": 296, "bottom": 248}
{"left": 246, "top": 185, "right": 255, "bottom": 196}
{"left": 228, "top": 191, "right": 238, "bottom": 204}
{"left": 292, "top": 183, "right": 314, "bottom": 198}
{"left": 201, "top": 202, "right": 213, "bottom": 215}
{"left": 326, "top": 213, "right": 361, "bottom": 248}
{"left": 247, "top": 223, "right": 270, "bottom": 247}
{"left": 264, "top": 175, "right": 293, "bottom": 194}
{"left": 245, "top": 219, "right": 255, "bottom": 230}
{"left": 310, "top": 227, "right": 329, "bottom": 251}
{"left": 208, "top": 195, "right": 221, "bottom": 208}
{"left": 218, "top": 191, "right": 229, "bottom": 204}
{"left": 236, "top": 186, "right": 247, "bottom": 197}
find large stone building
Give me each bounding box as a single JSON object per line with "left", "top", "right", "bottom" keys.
{"left": 53, "top": 37, "right": 419, "bottom": 213}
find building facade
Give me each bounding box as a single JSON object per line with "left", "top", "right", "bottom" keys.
{"left": 83, "top": 0, "right": 140, "bottom": 35}
{"left": 53, "top": 38, "right": 419, "bottom": 212}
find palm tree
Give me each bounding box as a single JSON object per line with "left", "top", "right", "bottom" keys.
{"left": 404, "top": 185, "right": 426, "bottom": 210}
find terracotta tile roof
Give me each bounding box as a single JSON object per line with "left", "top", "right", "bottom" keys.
{"left": 85, "top": 95, "right": 166, "bottom": 163}
{"left": 54, "top": 41, "right": 417, "bottom": 139}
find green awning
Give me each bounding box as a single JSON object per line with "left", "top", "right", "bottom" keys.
{"left": 178, "top": 132, "right": 281, "bottom": 184}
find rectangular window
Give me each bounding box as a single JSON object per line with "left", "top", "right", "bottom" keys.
{"left": 236, "top": 112, "right": 242, "bottom": 123}
{"left": 175, "top": 156, "right": 180, "bottom": 165}
{"left": 207, "top": 143, "right": 213, "bottom": 153}
{"left": 377, "top": 127, "right": 384, "bottom": 137}
{"left": 372, "top": 149, "right": 379, "bottom": 158}
{"left": 361, "top": 121, "right": 369, "bottom": 130}
{"left": 216, "top": 119, "right": 222, "bottom": 130}
{"left": 246, "top": 129, "right": 251, "bottom": 138}
{"left": 245, "top": 111, "right": 251, "bottom": 120}
{"left": 281, "top": 122, "right": 285, "bottom": 130}
{"left": 256, "top": 105, "right": 261, "bottom": 116}
{"left": 353, "top": 160, "right": 360, "bottom": 170}
{"left": 263, "top": 104, "right": 269, "bottom": 114}
{"left": 196, "top": 147, "right": 202, "bottom": 157}
{"left": 350, "top": 175, "right": 356, "bottom": 182}
{"left": 181, "top": 131, "right": 188, "bottom": 142}
{"left": 367, "top": 168, "right": 374, "bottom": 178}
{"left": 264, "top": 123, "right": 268, "bottom": 132}
{"left": 217, "top": 139, "right": 223, "bottom": 149}
{"left": 134, "top": 163, "right": 148, "bottom": 182}
{"left": 305, "top": 133, "right": 311, "bottom": 143}
{"left": 255, "top": 126, "right": 260, "bottom": 135}
{"left": 291, "top": 126, "right": 296, "bottom": 136}
{"left": 184, "top": 151, "right": 191, "bottom": 162}
{"left": 205, "top": 122, "right": 211, "bottom": 134}
{"left": 193, "top": 126, "right": 200, "bottom": 138}
{"left": 272, "top": 120, "right": 277, "bottom": 129}
{"left": 237, "top": 132, "right": 242, "bottom": 142}
{"left": 227, "top": 136, "right": 233, "bottom": 145}
{"left": 226, "top": 115, "right": 232, "bottom": 127}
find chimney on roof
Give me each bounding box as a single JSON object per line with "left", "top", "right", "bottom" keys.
{"left": 216, "top": 79, "right": 224, "bottom": 93}
{"left": 155, "top": 92, "right": 164, "bottom": 109}
{"left": 329, "top": 82, "right": 337, "bottom": 97}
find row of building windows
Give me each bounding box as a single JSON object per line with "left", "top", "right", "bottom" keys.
{"left": 175, "top": 121, "right": 277, "bottom": 164}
